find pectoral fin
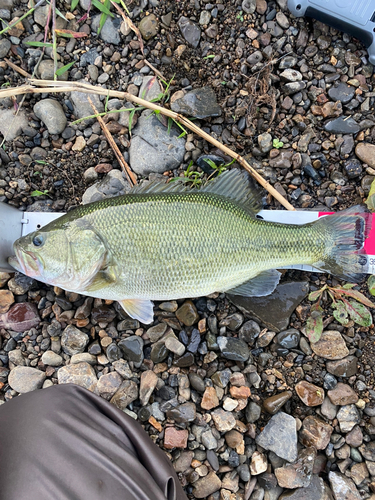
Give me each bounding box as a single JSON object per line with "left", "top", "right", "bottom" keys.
{"left": 225, "top": 269, "right": 281, "bottom": 297}
{"left": 119, "top": 298, "right": 154, "bottom": 324}
{"left": 85, "top": 266, "right": 117, "bottom": 292}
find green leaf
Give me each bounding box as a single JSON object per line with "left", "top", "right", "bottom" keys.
{"left": 305, "top": 309, "right": 323, "bottom": 343}
{"left": 308, "top": 289, "right": 323, "bottom": 302}
{"left": 203, "top": 54, "right": 215, "bottom": 59}
{"left": 55, "top": 60, "right": 75, "bottom": 77}
{"left": 338, "top": 288, "right": 374, "bottom": 308}
{"left": 92, "top": 0, "right": 113, "bottom": 15}
{"left": 368, "top": 275, "right": 375, "bottom": 296}
{"left": 332, "top": 300, "right": 349, "bottom": 325}
{"left": 97, "top": 12, "right": 108, "bottom": 34}
{"left": 128, "top": 108, "right": 135, "bottom": 136}
{"left": 31, "top": 189, "right": 49, "bottom": 197}
{"left": 71, "top": 0, "right": 79, "bottom": 10}
{"left": 344, "top": 299, "right": 373, "bottom": 327}
{"left": 342, "top": 283, "right": 357, "bottom": 289}
{"left": 24, "top": 41, "right": 53, "bottom": 47}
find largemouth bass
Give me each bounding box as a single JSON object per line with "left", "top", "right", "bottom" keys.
{"left": 8, "top": 169, "right": 371, "bottom": 324}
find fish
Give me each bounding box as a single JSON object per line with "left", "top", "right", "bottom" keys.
{"left": 8, "top": 169, "right": 371, "bottom": 324}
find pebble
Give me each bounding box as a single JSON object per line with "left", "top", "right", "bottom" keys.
{"left": 138, "top": 76, "right": 162, "bottom": 102}
{"left": 201, "top": 386, "right": 219, "bottom": 410}
{"left": 0, "top": 108, "right": 28, "bottom": 141}
{"left": 110, "top": 380, "right": 138, "bottom": 410}
{"left": 326, "top": 356, "right": 358, "bottom": 377}
{"left": 72, "top": 136, "right": 86, "bottom": 152}
{"left": 178, "top": 16, "right": 201, "bottom": 48}
{"left": 328, "top": 383, "right": 359, "bottom": 405}
{"left": 299, "top": 416, "right": 333, "bottom": 450}
{"left": 166, "top": 402, "right": 196, "bottom": 424}
{"left": 275, "top": 447, "right": 316, "bottom": 488}
{"left": 250, "top": 451, "right": 268, "bottom": 475}
{"left": 328, "top": 471, "right": 361, "bottom": 500}
{"left": 138, "top": 14, "right": 158, "bottom": 40}
{"left": 276, "top": 328, "right": 300, "bottom": 349}
{"left": 311, "top": 331, "right": 349, "bottom": 360}
{"left": 217, "top": 337, "right": 250, "bottom": 361}
{"left": 0, "top": 302, "right": 40, "bottom": 332}
{"left": 164, "top": 427, "right": 188, "bottom": 449}
{"left": 0, "top": 39, "right": 11, "bottom": 58}
{"left": 33, "top": 99, "right": 67, "bottom": 135}
{"left": 346, "top": 426, "right": 363, "bottom": 447}
{"left": 211, "top": 408, "right": 236, "bottom": 432}
{"left": 61, "top": 325, "right": 89, "bottom": 356}
{"left": 82, "top": 170, "right": 130, "bottom": 204}
{"left": 278, "top": 474, "right": 331, "bottom": 500}
{"left": 239, "top": 320, "right": 260, "bottom": 345}
{"left": 41, "top": 350, "right": 63, "bottom": 366}
{"left": 321, "top": 397, "right": 337, "bottom": 420}
{"left": 37, "top": 60, "right": 69, "bottom": 81}
{"left": 97, "top": 372, "right": 123, "bottom": 400}
{"left": 176, "top": 300, "right": 199, "bottom": 326}
{"left": 324, "top": 117, "right": 360, "bottom": 134}
{"left": 139, "top": 370, "right": 158, "bottom": 405}
{"left": 328, "top": 83, "right": 355, "bottom": 104}
{"left": 91, "top": 14, "right": 121, "bottom": 44}
{"left": 256, "top": 412, "right": 298, "bottom": 462}
{"left": 57, "top": 362, "right": 98, "bottom": 392}
{"left": 0, "top": 289, "right": 14, "bottom": 314}
{"left": 171, "top": 87, "right": 221, "bottom": 119}
{"left": 71, "top": 353, "right": 96, "bottom": 365}
{"left": 118, "top": 336, "right": 144, "bottom": 365}
{"left": 70, "top": 89, "right": 104, "bottom": 125}
{"left": 355, "top": 142, "right": 375, "bottom": 168}
{"left": 246, "top": 401, "right": 261, "bottom": 423}
{"left": 336, "top": 404, "right": 361, "bottom": 433}
{"left": 263, "top": 391, "right": 292, "bottom": 414}
{"left": 8, "top": 366, "right": 46, "bottom": 393}
{"left": 295, "top": 381, "right": 325, "bottom": 407}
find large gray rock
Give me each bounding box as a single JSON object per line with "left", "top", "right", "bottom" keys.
{"left": 256, "top": 412, "right": 298, "bottom": 462}
{"left": 34, "top": 99, "right": 67, "bottom": 135}
{"left": 129, "top": 110, "right": 186, "bottom": 176}
{"left": 8, "top": 366, "right": 46, "bottom": 393}
{"left": 328, "top": 471, "right": 361, "bottom": 500}
{"left": 279, "top": 475, "right": 333, "bottom": 500}
{"left": 0, "top": 108, "right": 28, "bottom": 141}
{"left": 82, "top": 169, "right": 131, "bottom": 204}
{"left": 57, "top": 362, "right": 98, "bottom": 392}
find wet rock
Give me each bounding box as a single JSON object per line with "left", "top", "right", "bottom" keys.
{"left": 0, "top": 289, "right": 14, "bottom": 314}
{"left": 139, "top": 14, "right": 158, "bottom": 40}
{"left": 256, "top": 412, "right": 298, "bottom": 462}
{"left": 97, "top": 372, "right": 123, "bottom": 400}
{"left": 279, "top": 475, "right": 333, "bottom": 500}
{"left": 217, "top": 336, "right": 250, "bottom": 361}
{"left": 250, "top": 451, "right": 268, "bottom": 475}
{"left": 166, "top": 402, "right": 196, "bottom": 423}
{"left": 328, "top": 83, "right": 355, "bottom": 104}
{"left": 355, "top": 142, "right": 375, "bottom": 168}
{"left": 91, "top": 14, "right": 121, "bottom": 44}
{"left": 275, "top": 447, "right": 316, "bottom": 488}
{"left": 118, "top": 336, "right": 144, "bottom": 365}
{"left": 0, "top": 302, "right": 40, "bottom": 332}
{"left": 106, "top": 343, "right": 122, "bottom": 363}
{"left": 324, "top": 117, "right": 360, "bottom": 134}
{"left": 41, "top": 350, "right": 63, "bottom": 366}
{"left": 139, "top": 370, "right": 158, "bottom": 405}
{"left": 299, "top": 416, "right": 333, "bottom": 450}
{"left": 110, "top": 380, "right": 138, "bottom": 410}
{"left": 220, "top": 313, "right": 243, "bottom": 331}
{"left": 178, "top": 16, "right": 201, "bottom": 48}
{"left": 8, "top": 366, "right": 46, "bottom": 393}
{"left": 239, "top": 320, "right": 260, "bottom": 345}
{"left": 263, "top": 391, "right": 292, "bottom": 414}
{"left": 328, "top": 383, "right": 358, "bottom": 405}
{"left": 58, "top": 362, "right": 98, "bottom": 392}
{"left": 295, "top": 381, "right": 325, "bottom": 406}
{"left": 171, "top": 87, "right": 221, "bottom": 119}
{"left": 328, "top": 471, "right": 361, "bottom": 500}
{"left": 61, "top": 325, "right": 89, "bottom": 356}
{"left": 189, "top": 373, "right": 205, "bottom": 393}
{"left": 164, "top": 427, "right": 188, "bottom": 449}
{"left": 201, "top": 386, "right": 220, "bottom": 410}
{"left": 321, "top": 397, "right": 337, "bottom": 420}
{"left": 129, "top": 110, "right": 185, "bottom": 176}
{"left": 311, "top": 331, "right": 349, "bottom": 360}
{"left": 82, "top": 170, "right": 130, "bottom": 204}
{"left": 176, "top": 300, "right": 199, "bottom": 326}
{"left": 276, "top": 328, "right": 300, "bottom": 349}
{"left": 336, "top": 405, "right": 361, "bottom": 433}
{"left": 326, "top": 356, "right": 358, "bottom": 377}
{"left": 211, "top": 408, "right": 236, "bottom": 432}
{"left": 193, "top": 471, "right": 221, "bottom": 498}
{"left": 229, "top": 281, "right": 309, "bottom": 332}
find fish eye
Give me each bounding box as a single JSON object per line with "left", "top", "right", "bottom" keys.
{"left": 32, "top": 234, "right": 44, "bottom": 247}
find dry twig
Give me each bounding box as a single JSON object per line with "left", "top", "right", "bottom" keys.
{"left": 0, "top": 79, "right": 295, "bottom": 210}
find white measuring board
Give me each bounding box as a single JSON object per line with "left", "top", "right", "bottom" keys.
{"left": 21, "top": 209, "right": 375, "bottom": 275}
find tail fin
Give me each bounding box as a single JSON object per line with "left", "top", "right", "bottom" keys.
{"left": 312, "top": 205, "right": 372, "bottom": 282}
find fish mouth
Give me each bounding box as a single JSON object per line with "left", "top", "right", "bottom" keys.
{"left": 9, "top": 245, "right": 42, "bottom": 277}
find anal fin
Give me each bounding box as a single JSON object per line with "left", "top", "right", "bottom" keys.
{"left": 225, "top": 269, "right": 281, "bottom": 297}
{"left": 119, "top": 299, "right": 154, "bottom": 324}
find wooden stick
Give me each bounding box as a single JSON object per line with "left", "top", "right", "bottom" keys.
{"left": 0, "top": 79, "right": 295, "bottom": 210}
{"left": 4, "top": 59, "right": 31, "bottom": 78}
{"left": 87, "top": 97, "right": 137, "bottom": 186}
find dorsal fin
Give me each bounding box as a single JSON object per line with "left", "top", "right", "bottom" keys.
{"left": 129, "top": 178, "right": 190, "bottom": 194}
{"left": 201, "top": 169, "right": 263, "bottom": 214}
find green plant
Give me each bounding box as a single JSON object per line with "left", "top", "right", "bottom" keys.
{"left": 236, "top": 10, "right": 244, "bottom": 22}
{"left": 306, "top": 283, "right": 374, "bottom": 342}
{"left": 31, "top": 189, "right": 50, "bottom": 197}
{"left": 203, "top": 54, "right": 215, "bottom": 60}
{"left": 368, "top": 275, "right": 375, "bottom": 296}
{"left": 273, "top": 138, "right": 284, "bottom": 149}
{"left": 203, "top": 157, "right": 236, "bottom": 179}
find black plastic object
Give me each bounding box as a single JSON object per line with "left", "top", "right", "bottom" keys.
{"left": 288, "top": 0, "right": 375, "bottom": 65}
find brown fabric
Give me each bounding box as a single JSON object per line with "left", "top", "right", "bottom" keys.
{"left": 0, "top": 384, "right": 188, "bottom": 500}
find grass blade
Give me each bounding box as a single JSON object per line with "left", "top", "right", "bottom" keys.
{"left": 92, "top": 0, "right": 113, "bottom": 16}
{"left": 71, "top": 0, "right": 79, "bottom": 10}
{"left": 55, "top": 60, "right": 76, "bottom": 76}
{"left": 24, "top": 41, "right": 53, "bottom": 47}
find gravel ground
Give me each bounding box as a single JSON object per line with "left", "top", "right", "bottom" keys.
{"left": 1, "top": 0, "right": 375, "bottom": 498}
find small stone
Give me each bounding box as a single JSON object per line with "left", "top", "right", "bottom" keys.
{"left": 112, "top": 359, "right": 132, "bottom": 379}
{"left": 275, "top": 447, "right": 316, "bottom": 489}
{"left": 321, "top": 397, "right": 337, "bottom": 420}
{"left": 256, "top": 412, "right": 298, "bottom": 462}
{"left": 263, "top": 391, "right": 292, "bottom": 414}
{"left": 356, "top": 142, "right": 375, "bottom": 168}
{"left": 336, "top": 405, "right": 361, "bottom": 433}
{"left": 41, "top": 350, "right": 63, "bottom": 366}
{"left": 8, "top": 366, "right": 46, "bottom": 393}
{"left": 311, "top": 331, "right": 349, "bottom": 360}
{"left": 118, "top": 336, "right": 144, "bottom": 364}
{"left": 34, "top": 99, "right": 67, "bottom": 135}
{"left": 138, "top": 14, "right": 158, "bottom": 40}
{"left": 201, "top": 386, "right": 219, "bottom": 410}
{"left": 328, "top": 471, "right": 361, "bottom": 500}
{"left": 178, "top": 16, "right": 201, "bottom": 49}
{"left": 91, "top": 14, "right": 121, "bottom": 44}
{"left": 0, "top": 302, "right": 40, "bottom": 332}
{"left": 324, "top": 117, "right": 360, "bottom": 135}
{"left": 350, "top": 462, "right": 368, "bottom": 486}
{"left": 258, "top": 132, "right": 273, "bottom": 153}
{"left": 217, "top": 337, "right": 249, "bottom": 362}
{"left": 239, "top": 320, "right": 260, "bottom": 344}
{"left": 164, "top": 427, "right": 188, "bottom": 449}
{"left": 97, "top": 372, "right": 123, "bottom": 400}
{"left": 0, "top": 289, "right": 14, "bottom": 314}
{"left": 0, "top": 38, "right": 11, "bottom": 58}
{"left": 175, "top": 300, "right": 199, "bottom": 326}
{"left": 346, "top": 426, "right": 363, "bottom": 447}
{"left": 72, "top": 136, "right": 86, "bottom": 152}
{"left": 58, "top": 362, "right": 97, "bottom": 392}
{"left": 246, "top": 401, "right": 261, "bottom": 423}
{"left": 328, "top": 83, "right": 355, "bottom": 104}
{"left": 326, "top": 356, "right": 358, "bottom": 377}
{"left": 299, "top": 416, "right": 333, "bottom": 450}
{"left": 295, "top": 381, "right": 325, "bottom": 406}
{"left": 223, "top": 398, "right": 238, "bottom": 411}
{"left": 174, "top": 451, "right": 194, "bottom": 473}
{"left": 165, "top": 337, "right": 185, "bottom": 356}
{"left": 110, "top": 380, "right": 138, "bottom": 410}
{"left": 278, "top": 475, "right": 333, "bottom": 500}
{"left": 276, "top": 328, "right": 300, "bottom": 349}
{"left": 250, "top": 451, "right": 268, "bottom": 475}
{"left": 61, "top": 325, "right": 89, "bottom": 356}
{"left": 171, "top": 87, "right": 221, "bottom": 119}
{"left": 328, "top": 383, "right": 358, "bottom": 406}
{"left": 211, "top": 408, "right": 236, "bottom": 432}
{"left": 147, "top": 323, "right": 167, "bottom": 342}
{"left": 193, "top": 471, "right": 221, "bottom": 498}
{"left": 71, "top": 353, "right": 97, "bottom": 365}
{"left": 37, "top": 60, "right": 69, "bottom": 81}
{"left": 139, "top": 370, "right": 158, "bottom": 406}
{"left": 166, "top": 402, "right": 196, "bottom": 424}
